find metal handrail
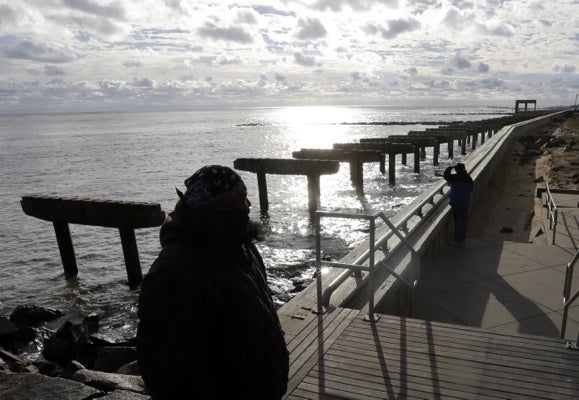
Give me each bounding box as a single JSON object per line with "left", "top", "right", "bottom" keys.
{"left": 318, "top": 187, "right": 444, "bottom": 309}
{"left": 560, "top": 249, "right": 579, "bottom": 340}
{"left": 314, "top": 209, "right": 422, "bottom": 318}
{"left": 544, "top": 181, "right": 559, "bottom": 244}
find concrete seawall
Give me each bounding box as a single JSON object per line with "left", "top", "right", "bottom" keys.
{"left": 278, "top": 110, "right": 572, "bottom": 338}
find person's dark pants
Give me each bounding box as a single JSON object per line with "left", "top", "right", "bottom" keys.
{"left": 452, "top": 204, "right": 468, "bottom": 244}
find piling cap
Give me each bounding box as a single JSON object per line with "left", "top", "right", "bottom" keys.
{"left": 455, "top": 163, "right": 466, "bottom": 172}
{"left": 176, "top": 165, "right": 246, "bottom": 208}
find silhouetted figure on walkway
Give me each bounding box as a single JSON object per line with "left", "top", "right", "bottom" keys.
{"left": 444, "top": 163, "right": 474, "bottom": 246}
{"left": 137, "top": 165, "right": 289, "bottom": 399}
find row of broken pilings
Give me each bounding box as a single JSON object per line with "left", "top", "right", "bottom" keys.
{"left": 0, "top": 304, "right": 150, "bottom": 399}
{"left": 234, "top": 110, "right": 554, "bottom": 216}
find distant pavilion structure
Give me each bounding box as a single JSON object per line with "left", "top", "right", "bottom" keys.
{"left": 515, "top": 99, "right": 537, "bottom": 113}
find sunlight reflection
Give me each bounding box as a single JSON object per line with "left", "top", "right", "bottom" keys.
{"left": 275, "top": 106, "right": 361, "bottom": 149}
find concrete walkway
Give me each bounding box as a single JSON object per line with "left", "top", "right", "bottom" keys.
{"left": 412, "top": 192, "right": 579, "bottom": 341}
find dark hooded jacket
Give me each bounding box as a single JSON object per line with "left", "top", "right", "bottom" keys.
{"left": 443, "top": 166, "right": 474, "bottom": 207}
{"left": 137, "top": 202, "right": 289, "bottom": 399}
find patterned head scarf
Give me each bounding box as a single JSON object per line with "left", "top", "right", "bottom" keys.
{"left": 176, "top": 165, "right": 246, "bottom": 208}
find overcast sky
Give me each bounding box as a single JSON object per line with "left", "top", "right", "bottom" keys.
{"left": 1, "top": 0, "right": 578, "bottom": 114}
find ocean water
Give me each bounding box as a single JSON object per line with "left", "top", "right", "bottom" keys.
{"left": 0, "top": 105, "right": 510, "bottom": 345}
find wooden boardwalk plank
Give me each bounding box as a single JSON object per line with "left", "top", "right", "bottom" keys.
{"left": 283, "top": 308, "right": 579, "bottom": 400}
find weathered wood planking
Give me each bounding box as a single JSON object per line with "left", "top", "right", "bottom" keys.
{"left": 283, "top": 308, "right": 579, "bottom": 400}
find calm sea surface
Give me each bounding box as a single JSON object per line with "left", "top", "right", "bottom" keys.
{"left": 0, "top": 105, "right": 510, "bottom": 346}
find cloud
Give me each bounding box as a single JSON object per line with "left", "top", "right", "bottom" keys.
{"left": 44, "top": 64, "right": 65, "bottom": 76}
{"left": 477, "top": 62, "right": 490, "bottom": 73}
{"left": 296, "top": 18, "right": 327, "bottom": 40}
{"left": 552, "top": 60, "right": 576, "bottom": 74}
{"left": 61, "top": 0, "right": 127, "bottom": 20}
{"left": 0, "top": 4, "right": 17, "bottom": 28}
{"left": 442, "top": 6, "right": 514, "bottom": 37}
{"left": 198, "top": 23, "right": 254, "bottom": 43}
{"left": 364, "top": 17, "right": 421, "bottom": 39}
{"left": 294, "top": 52, "right": 318, "bottom": 67}
{"left": 132, "top": 77, "right": 156, "bottom": 88}
{"left": 311, "top": 0, "right": 399, "bottom": 12}
{"left": 454, "top": 55, "right": 471, "bottom": 70}
{"left": 237, "top": 10, "right": 258, "bottom": 24}
{"left": 123, "top": 60, "right": 142, "bottom": 68}
{"left": 0, "top": 37, "right": 78, "bottom": 63}
{"left": 251, "top": 5, "right": 295, "bottom": 17}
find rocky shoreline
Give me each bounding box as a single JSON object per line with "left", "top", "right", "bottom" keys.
{"left": 1, "top": 305, "right": 149, "bottom": 399}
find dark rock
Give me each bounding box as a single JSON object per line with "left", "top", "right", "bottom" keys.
{"left": 10, "top": 305, "right": 63, "bottom": 327}
{"left": 0, "top": 348, "right": 39, "bottom": 373}
{"left": 116, "top": 360, "right": 140, "bottom": 376}
{"left": 0, "top": 317, "right": 18, "bottom": 337}
{"left": 71, "top": 369, "right": 147, "bottom": 394}
{"left": 33, "top": 358, "right": 64, "bottom": 377}
{"left": 60, "top": 359, "right": 87, "bottom": 379}
{"left": 43, "top": 312, "right": 99, "bottom": 365}
{"left": 0, "top": 371, "right": 102, "bottom": 399}
{"left": 94, "top": 346, "right": 138, "bottom": 373}
{"left": 99, "top": 389, "right": 151, "bottom": 399}
{"left": 543, "top": 137, "right": 565, "bottom": 148}
{"left": 0, "top": 317, "right": 18, "bottom": 349}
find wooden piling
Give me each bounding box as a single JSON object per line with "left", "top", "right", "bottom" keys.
{"left": 233, "top": 158, "right": 340, "bottom": 215}
{"left": 53, "top": 221, "right": 78, "bottom": 278}
{"left": 21, "top": 195, "right": 165, "bottom": 284}
{"left": 291, "top": 148, "right": 381, "bottom": 192}
{"left": 333, "top": 142, "right": 414, "bottom": 185}
{"left": 119, "top": 228, "right": 142, "bottom": 286}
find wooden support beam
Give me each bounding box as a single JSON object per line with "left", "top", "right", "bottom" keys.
{"left": 292, "top": 148, "right": 382, "bottom": 192}
{"left": 234, "top": 158, "right": 340, "bottom": 215}
{"left": 334, "top": 142, "right": 414, "bottom": 184}
{"left": 21, "top": 196, "right": 165, "bottom": 229}
{"left": 21, "top": 195, "right": 165, "bottom": 284}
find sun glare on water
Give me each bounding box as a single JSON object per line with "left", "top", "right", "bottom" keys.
{"left": 274, "top": 106, "right": 361, "bottom": 149}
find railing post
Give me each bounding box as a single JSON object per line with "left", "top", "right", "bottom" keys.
{"left": 364, "top": 217, "right": 380, "bottom": 322}
{"left": 314, "top": 212, "right": 325, "bottom": 314}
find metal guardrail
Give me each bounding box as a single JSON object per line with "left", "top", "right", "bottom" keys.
{"left": 315, "top": 186, "right": 448, "bottom": 319}
{"left": 544, "top": 181, "right": 559, "bottom": 244}
{"left": 560, "top": 249, "right": 579, "bottom": 342}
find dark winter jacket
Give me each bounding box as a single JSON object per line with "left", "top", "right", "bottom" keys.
{"left": 137, "top": 205, "right": 289, "bottom": 400}
{"left": 443, "top": 166, "right": 474, "bottom": 207}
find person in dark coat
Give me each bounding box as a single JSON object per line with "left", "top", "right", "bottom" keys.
{"left": 137, "top": 165, "right": 289, "bottom": 400}
{"left": 443, "top": 163, "right": 474, "bottom": 246}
